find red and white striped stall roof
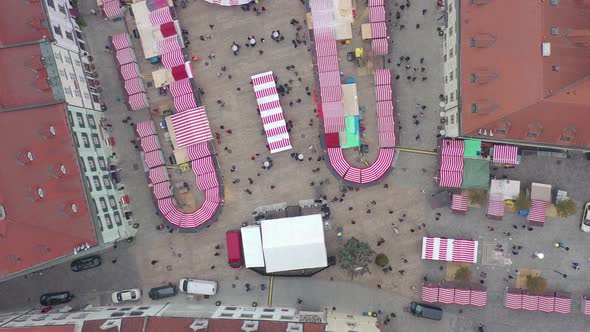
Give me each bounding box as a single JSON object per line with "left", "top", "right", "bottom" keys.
{"left": 314, "top": 27, "right": 338, "bottom": 56}
{"left": 158, "top": 36, "right": 182, "bottom": 54}
{"left": 148, "top": 166, "right": 169, "bottom": 184}
{"left": 528, "top": 200, "right": 548, "bottom": 225}
{"left": 368, "top": 0, "right": 384, "bottom": 6}
{"left": 196, "top": 172, "right": 219, "bottom": 191}
{"left": 505, "top": 290, "right": 523, "bottom": 310}
{"left": 487, "top": 193, "right": 505, "bottom": 218}
{"left": 369, "top": 6, "right": 386, "bottom": 22}
{"left": 451, "top": 194, "right": 468, "bottom": 212}
{"left": 470, "top": 289, "right": 487, "bottom": 307}
{"left": 136, "top": 120, "right": 156, "bottom": 137}
{"left": 128, "top": 93, "right": 149, "bottom": 111}
{"left": 310, "top": 0, "right": 333, "bottom": 11}
{"left": 454, "top": 288, "right": 471, "bottom": 305}
{"left": 583, "top": 296, "right": 590, "bottom": 316}
{"left": 173, "top": 93, "right": 197, "bottom": 112}
{"left": 111, "top": 32, "right": 131, "bottom": 50}
{"left": 372, "top": 38, "right": 389, "bottom": 55}
{"left": 323, "top": 117, "right": 346, "bottom": 133}
{"left": 374, "top": 69, "right": 392, "bottom": 86}
{"left": 322, "top": 101, "right": 345, "bottom": 117}
{"left": 192, "top": 156, "right": 215, "bottom": 176}
{"left": 268, "top": 139, "right": 293, "bottom": 154}
{"left": 421, "top": 285, "right": 439, "bottom": 303}
{"left": 149, "top": 7, "right": 173, "bottom": 25}
{"left": 205, "top": 186, "right": 221, "bottom": 203}
{"left": 103, "top": 0, "right": 122, "bottom": 18}
{"left": 328, "top": 148, "right": 350, "bottom": 177}
{"left": 438, "top": 287, "right": 455, "bottom": 304}
{"left": 493, "top": 145, "right": 518, "bottom": 164}
{"left": 311, "top": 10, "right": 334, "bottom": 28}
{"left": 120, "top": 63, "right": 140, "bottom": 81}
{"left": 320, "top": 85, "right": 343, "bottom": 102}
{"left": 377, "top": 101, "right": 394, "bottom": 117}
{"left": 438, "top": 170, "right": 463, "bottom": 188}
{"left": 202, "top": 0, "right": 251, "bottom": 6}
{"left": 140, "top": 135, "right": 161, "bottom": 152}
{"left": 317, "top": 55, "right": 339, "bottom": 73}
{"left": 521, "top": 293, "right": 539, "bottom": 311}
{"left": 170, "top": 106, "right": 213, "bottom": 148}
{"left": 319, "top": 71, "right": 341, "bottom": 87}
{"left": 152, "top": 181, "right": 173, "bottom": 199}
{"left": 359, "top": 148, "right": 395, "bottom": 183}
{"left": 344, "top": 167, "right": 362, "bottom": 184}
{"left": 170, "top": 78, "right": 193, "bottom": 97}
{"left": 124, "top": 77, "right": 145, "bottom": 96}
{"left": 187, "top": 142, "right": 211, "bottom": 160}
{"left": 421, "top": 237, "right": 478, "bottom": 263}
{"left": 157, "top": 197, "right": 176, "bottom": 216}
{"left": 162, "top": 50, "right": 185, "bottom": 68}
{"left": 379, "top": 132, "right": 396, "bottom": 148}
{"left": 538, "top": 294, "right": 555, "bottom": 313}
{"left": 554, "top": 294, "right": 571, "bottom": 314}
{"left": 378, "top": 116, "right": 395, "bottom": 133}
{"left": 143, "top": 150, "right": 165, "bottom": 169}
{"left": 440, "top": 155, "right": 464, "bottom": 172}
{"left": 375, "top": 85, "right": 392, "bottom": 101}
{"left": 441, "top": 139, "right": 465, "bottom": 156}
{"left": 116, "top": 48, "right": 136, "bottom": 65}
{"left": 370, "top": 22, "right": 388, "bottom": 38}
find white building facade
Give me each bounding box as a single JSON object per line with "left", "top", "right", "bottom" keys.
{"left": 441, "top": 0, "right": 460, "bottom": 137}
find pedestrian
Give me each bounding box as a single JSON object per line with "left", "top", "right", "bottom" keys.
{"left": 151, "top": 260, "right": 158, "bottom": 265}
{"left": 200, "top": 35, "right": 205, "bottom": 41}
{"left": 422, "top": 9, "right": 427, "bottom": 15}
{"left": 416, "top": 24, "right": 420, "bottom": 29}
{"left": 209, "top": 24, "right": 214, "bottom": 29}
{"left": 104, "top": 45, "right": 112, "bottom": 53}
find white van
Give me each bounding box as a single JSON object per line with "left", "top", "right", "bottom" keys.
{"left": 178, "top": 278, "right": 218, "bottom": 296}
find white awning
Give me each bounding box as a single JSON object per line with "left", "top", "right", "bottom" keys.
{"left": 240, "top": 226, "right": 265, "bottom": 268}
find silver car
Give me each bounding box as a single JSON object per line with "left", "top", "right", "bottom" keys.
{"left": 581, "top": 202, "right": 590, "bottom": 233}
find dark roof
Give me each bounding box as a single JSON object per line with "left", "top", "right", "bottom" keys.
{"left": 0, "top": 0, "right": 49, "bottom": 46}
{"left": 460, "top": 0, "right": 590, "bottom": 148}
{"left": 0, "top": 104, "right": 96, "bottom": 277}
{"left": 0, "top": 44, "right": 57, "bottom": 109}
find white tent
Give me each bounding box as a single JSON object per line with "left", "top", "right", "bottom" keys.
{"left": 240, "top": 226, "right": 265, "bottom": 268}
{"left": 261, "top": 215, "right": 328, "bottom": 273}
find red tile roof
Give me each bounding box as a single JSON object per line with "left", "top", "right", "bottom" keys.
{"left": 82, "top": 318, "right": 145, "bottom": 332}
{"left": 0, "top": 327, "right": 75, "bottom": 332}
{"left": 460, "top": 0, "right": 590, "bottom": 148}
{"left": 146, "top": 317, "right": 206, "bottom": 332}
{"left": 0, "top": 104, "right": 96, "bottom": 277}
{"left": 207, "top": 319, "right": 245, "bottom": 331}
{"left": 0, "top": 0, "right": 49, "bottom": 46}
{"left": 0, "top": 44, "right": 57, "bottom": 109}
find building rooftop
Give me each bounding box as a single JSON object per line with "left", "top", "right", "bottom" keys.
{"left": 459, "top": 0, "right": 590, "bottom": 148}
{"left": 0, "top": 104, "right": 96, "bottom": 277}
{"left": 81, "top": 317, "right": 144, "bottom": 332}
{"left": 0, "top": 328, "right": 75, "bottom": 332}
{"left": 0, "top": 0, "right": 49, "bottom": 46}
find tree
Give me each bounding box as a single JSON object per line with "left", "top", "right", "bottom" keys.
{"left": 514, "top": 192, "right": 531, "bottom": 211}
{"left": 338, "top": 237, "right": 374, "bottom": 277}
{"left": 526, "top": 275, "right": 547, "bottom": 294}
{"left": 556, "top": 199, "right": 576, "bottom": 218}
{"left": 375, "top": 254, "right": 389, "bottom": 267}
{"left": 454, "top": 266, "right": 472, "bottom": 284}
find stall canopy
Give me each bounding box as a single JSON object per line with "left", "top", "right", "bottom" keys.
{"left": 451, "top": 194, "right": 468, "bottom": 213}
{"left": 169, "top": 106, "right": 213, "bottom": 148}
{"left": 111, "top": 32, "right": 131, "bottom": 50}
{"left": 493, "top": 145, "right": 518, "bottom": 164}
{"left": 463, "top": 139, "right": 481, "bottom": 158}
{"left": 421, "top": 236, "right": 478, "bottom": 263}
{"left": 240, "top": 225, "right": 266, "bottom": 268}
{"left": 490, "top": 179, "right": 521, "bottom": 200}
{"left": 461, "top": 158, "right": 490, "bottom": 189}
{"left": 136, "top": 120, "right": 156, "bottom": 137}
{"left": 261, "top": 215, "right": 328, "bottom": 273}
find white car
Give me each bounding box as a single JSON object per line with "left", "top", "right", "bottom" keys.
{"left": 582, "top": 202, "right": 590, "bottom": 232}
{"left": 111, "top": 289, "right": 141, "bottom": 303}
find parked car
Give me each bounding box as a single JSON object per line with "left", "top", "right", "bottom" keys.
{"left": 148, "top": 284, "right": 177, "bottom": 300}
{"left": 409, "top": 302, "right": 443, "bottom": 321}
{"left": 581, "top": 202, "right": 590, "bottom": 232}
{"left": 178, "top": 278, "right": 218, "bottom": 296}
{"left": 112, "top": 289, "right": 141, "bottom": 303}
{"left": 70, "top": 255, "right": 101, "bottom": 272}
{"left": 40, "top": 291, "right": 74, "bottom": 306}
{"left": 226, "top": 231, "right": 243, "bottom": 269}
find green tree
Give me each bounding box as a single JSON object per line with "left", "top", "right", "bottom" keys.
{"left": 526, "top": 275, "right": 547, "bottom": 294}
{"left": 556, "top": 199, "right": 576, "bottom": 218}
{"left": 454, "top": 266, "right": 472, "bottom": 284}
{"left": 338, "top": 237, "right": 374, "bottom": 277}
{"left": 375, "top": 254, "right": 389, "bottom": 267}
{"left": 514, "top": 192, "right": 531, "bottom": 211}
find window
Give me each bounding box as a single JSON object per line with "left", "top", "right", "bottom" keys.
{"left": 471, "top": 104, "right": 478, "bottom": 113}
{"left": 47, "top": 0, "right": 55, "bottom": 9}
{"left": 98, "top": 157, "right": 107, "bottom": 170}
{"left": 69, "top": 72, "right": 76, "bottom": 80}
{"left": 450, "top": 114, "right": 455, "bottom": 124}
{"left": 75, "top": 60, "right": 81, "bottom": 68}
{"left": 76, "top": 30, "right": 83, "bottom": 39}
{"left": 67, "top": 112, "right": 75, "bottom": 127}
{"left": 79, "top": 43, "right": 86, "bottom": 51}
{"left": 53, "top": 25, "right": 62, "bottom": 37}
{"left": 76, "top": 113, "right": 85, "bottom": 127}
{"left": 92, "top": 94, "right": 100, "bottom": 103}
{"left": 81, "top": 132, "right": 90, "bottom": 148}
{"left": 551, "top": 0, "right": 558, "bottom": 5}
{"left": 109, "top": 196, "right": 117, "bottom": 208}
{"left": 103, "top": 176, "right": 112, "bottom": 189}
{"left": 91, "top": 133, "right": 101, "bottom": 148}
{"left": 64, "top": 86, "right": 73, "bottom": 97}
{"left": 73, "top": 134, "right": 79, "bottom": 147}
{"left": 449, "top": 26, "right": 454, "bottom": 37}
{"left": 65, "top": 55, "right": 72, "bottom": 64}
{"left": 449, "top": 48, "right": 454, "bottom": 58}
{"left": 74, "top": 90, "right": 81, "bottom": 97}
{"left": 83, "top": 63, "right": 92, "bottom": 73}
{"left": 58, "top": 4, "right": 66, "bottom": 14}
{"left": 450, "top": 71, "right": 454, "bottom": 81}
{"left": 87, "top": 157, "right": 96, "bottom": 171}
{"left": 87, "top": 114, "right": 97, "bottom": 128}
{"left": 56, "top": 52, "right": 63, "bottom": 63}
{"left": 443, "top": 54, "right": 447, "bottom": 62}
{"left": 84, "top": 92, "right": 90, "bottom": 100}
{"left": 445, "top": 75, "right": 448, "bottom": 84}
{"left": 526, "top": 123, "right": 543, "bottom": 138}
{"left": 65, "top": 31, "right": 73, "bottom": 40}
{"left": 552, "top": 65, "right": 560, "bottom": 71}
{"left": 448, "top": 2, "right": 453, "bottom": 13}
{"left": 94, "top": 177, "right": 103, "bottom": 191}
{"left": 113, "top": 211, "right": 122, "bottom": 226}
{"left": 59, "top": 69, "right": 67, "bottom": 78}
{"left": 450, "top": 92, "right": 455, "bottom": 102}
{"left": 551, "top": 27, "right": 559, "bottom": 35}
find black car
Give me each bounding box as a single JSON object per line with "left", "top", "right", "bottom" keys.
{"left": 409, "top": 302, "right": 443, "bottom": 320}
{"left": 148, "top": 284, "right": 177, "bottom": 300}
{"left": 40, "top": 291, "right": 74, "bottom": 306}
{"left": 71, "top": 255, "right": 101, "bottom": 272}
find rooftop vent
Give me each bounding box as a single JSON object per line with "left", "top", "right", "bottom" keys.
{"left": 241, "top": 321, "right": 259, "bottom": 332}
{"left": 550, "top": 27, "right": 559, "bottom": 35}
{"left": 470, "top": 33, "right": 496, "bottom": 48}
{"left": 551, "top": 0, "right": 558, "bottom": 5}
{"left": 100, "top": 319, "right": 121, "bottom": 331}
{"left": 49, "top": 163, "right": 67, "bottom": 178}
{"left": 16, "top": 150, "right": 34, "bottom": 165}
{"left": 0, "top": 205, "right": 5, "bottom": 221}
{"left": 39, "top": 125, "right": 57, "bottom": 140}
{"left": 189, "top": 319, "right": 208, "bottom": 332}
{"left": 37, "top": 188, "right": 45, "bottom": 199}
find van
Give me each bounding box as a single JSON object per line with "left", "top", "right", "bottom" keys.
{"left": 226, "top": 231, "right": 243, "bottom": 269}
{"left": 409, "top": 302, "right": 443, "bottom": 321}
{"left": 148, "top": 284, "right": 177, "bottom": 300}
{"left": 178, "top": 278, "right": 218, "bottom": 296}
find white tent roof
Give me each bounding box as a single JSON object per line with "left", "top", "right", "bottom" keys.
{"left": 489, "top": 179, "right": 521, "bottom": 200}
{"left": 240, "top": 226, "right": 265, "bottom": 268}
{"left": 261, "top": 214, "right": 328, "bottom": 273}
